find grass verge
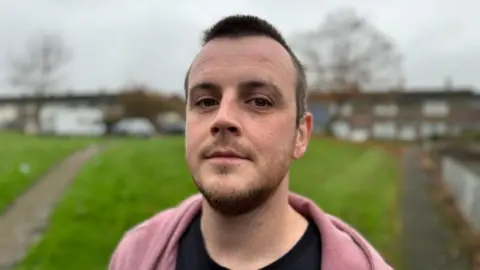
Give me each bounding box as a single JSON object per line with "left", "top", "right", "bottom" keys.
{"left": 17, "top": 137, "right": 400, "bottom": 270}
{"left": 0, "top": 133, "right": 96, "bottom": 214}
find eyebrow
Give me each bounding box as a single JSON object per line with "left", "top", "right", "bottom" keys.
{"left": 188, "top": 82, "right": 222, "bottom": 99}
{"left": 238, "top": 80, "right": 285, "bottom": 101}
{"left": 188, "top": 79, "right": 285, "bottom": 102}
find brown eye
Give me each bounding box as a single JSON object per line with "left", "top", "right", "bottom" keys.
{"left": 249, "top": 98, "right": 272, "bottom": 107}
{"left": 196, "top": 98, "right": 219, "bottom": 108}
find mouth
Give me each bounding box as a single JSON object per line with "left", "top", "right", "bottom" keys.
{"left": 205, "top": 149, "right": 250, "bottom": 162}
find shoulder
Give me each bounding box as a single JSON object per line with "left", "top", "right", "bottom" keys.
{"left": 289, "top": 193, "right": 392, "bottom": 270}
{"left": 108, "top": 194, "right": 203, "bottom": 270}
{"left": 325, "top": 214, "right": 394, "bottom": 270}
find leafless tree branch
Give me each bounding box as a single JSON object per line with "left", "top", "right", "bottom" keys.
{"left": 291, "top": 7, "right": 404, "bottom": 92}
{"left": 6, "top": 33, "right": 72, "bottom": 133}
{"left": 8, "top": 33, "right": 71, "bottom": 95}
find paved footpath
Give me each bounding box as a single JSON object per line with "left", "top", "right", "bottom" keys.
{"left": 401, "top": 147, "right": 471, "bottom": 270}
{"left": 0, "top": 145, "right": 101, "bottom": 270}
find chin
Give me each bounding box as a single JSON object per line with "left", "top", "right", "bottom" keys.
{"left": 196, "top": 172, "right": 251, "bottom": 195}
{"left": 193, "top": 172, "right": 278, "bottom": 216}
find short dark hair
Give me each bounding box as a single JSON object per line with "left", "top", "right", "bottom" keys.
{"left": 184, "top": 14, "right": 307, "bottom": 126}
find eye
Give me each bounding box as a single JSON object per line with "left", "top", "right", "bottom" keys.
{"left": 198, "top": 99, "right": 218, "bottom": 107}
{"left": 196, "top": 98, "right": 219, "bottom": 108}
{"left": 248, "top": 97, "right": 272, "bottom": 108}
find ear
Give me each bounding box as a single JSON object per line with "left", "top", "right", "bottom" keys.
{"left": 293, "top": 112, "right": 313, "bottom": 159}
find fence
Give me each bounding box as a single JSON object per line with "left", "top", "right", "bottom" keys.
{"left": 442, "top": 156, "right": 480, "bottom": 231}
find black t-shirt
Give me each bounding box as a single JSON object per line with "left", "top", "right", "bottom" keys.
{"left": 176, "top": 213, "right": 322, "bottom": 270}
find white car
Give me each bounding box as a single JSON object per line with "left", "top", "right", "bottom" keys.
{"left": 113, "top": 118, "right": 156, "bottom": 138}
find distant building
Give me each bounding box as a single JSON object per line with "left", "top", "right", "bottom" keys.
{"left": 0, "top": 92, "right": 185, "bottom": 135}
{"left": 0, "top": 105, "right": 19, "bottom": 128}
{"left": 308, "top": 88, "right": 480, "bottom": 141}
{"left": 1, "top": 88, "right": 479, "bottom": 140}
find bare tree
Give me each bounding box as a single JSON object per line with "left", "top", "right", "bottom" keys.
{"left": 7, "top": 33, "right": 71, "bottom": 132}
{"left": 290, "top": 8, "right": 404, "bottom": 135}
{"left": 9, "top": 34, "right": 71, "bottom": 94}
{"left": 291, "top": 7, "right": 404, "bottom": 92}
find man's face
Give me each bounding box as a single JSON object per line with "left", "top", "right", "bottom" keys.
{"left": 185, "top": 36, "right": 312, "bottom": 216}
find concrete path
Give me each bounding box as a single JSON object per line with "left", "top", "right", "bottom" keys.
{"left": 401, "top": 147, "right": 471, "bottom": 270}
{"left": 0, "top": 145, "right": 101, "bottom": 270}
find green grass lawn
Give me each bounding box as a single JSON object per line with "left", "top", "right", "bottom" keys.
{"left": 0, "top": 133, "right": 97, "bottom": 214}
{"left": 290, "top": 140, "right": 400, "bottom": 266}
{"left": 17, "top": 137, "right": 400, "bottom": 270}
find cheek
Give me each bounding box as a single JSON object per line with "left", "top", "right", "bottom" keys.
{"left": 249, "top": 117, "right": 296, "bottom": 156}
{"left": 185, "top": 120, "right": 206, "bottom": 160}
{"left": 186, "top": 116, "right": 206, "bottom": 138}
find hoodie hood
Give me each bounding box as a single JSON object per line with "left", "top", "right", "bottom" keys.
{"left": 109, "top": 193, "right": 393, "bottom": 270}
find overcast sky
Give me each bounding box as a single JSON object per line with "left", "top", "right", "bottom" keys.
{"left": 0, "top": 0, "right": 479, "bottom": 95}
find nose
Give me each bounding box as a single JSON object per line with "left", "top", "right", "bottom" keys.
{"left": 210, "top": 98, "right": 241, "bottom": 137}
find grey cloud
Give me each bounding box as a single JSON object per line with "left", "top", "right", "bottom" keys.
{"left": 0, "top": 0, "right": 479, "bottom": 95}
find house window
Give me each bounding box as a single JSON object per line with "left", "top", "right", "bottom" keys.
{"left": 341, "top": 103, "right": 353, "bottom": 116}
{"left": 432, "top": 122, "right": 448, "bottom": 134}
{"left": 422, "top": 101, "right": 449, "bottom": 116}
{"left": 332, "top": 120, "right": 350, "bottom": 138}
{"left": 421, "top": 122, "right": 447, "bottom": 137}
{"left": 0, "top": 106, "right": 18, "bottom": 124}
{"left": 398, "top": 124, "right": 417, "bottom": 141}
{"left": 373, "top": 121, "right": 396, "bottom": 139}
{"left": 373, "top": 104, "right": 398, "bottom": 117}
{"left": 421, "top": 122, "right": 433, "bottom": 137}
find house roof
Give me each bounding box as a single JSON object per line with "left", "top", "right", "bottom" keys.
{"left": 0, "top": 92, "right": 118, "bottom": 104}
{"left": 308, "top": 88, "right": 479, "bottom": 103}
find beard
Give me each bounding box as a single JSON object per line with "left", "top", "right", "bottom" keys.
{"left": 192, "top": 159, "right": 291, "bottom": 216}
{"left": 187, "top": 131, "right": 296, "bottom": 217}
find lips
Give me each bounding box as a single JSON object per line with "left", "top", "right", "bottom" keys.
{"left": 208, "top": 150, "right": 246, "bottom": 159}
{"left": 205, "top": 149, "right": 249, "bottom": 161}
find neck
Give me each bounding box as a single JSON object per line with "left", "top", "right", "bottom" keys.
{"left": 200, "top": 182, "right": 308, "bottom": 269}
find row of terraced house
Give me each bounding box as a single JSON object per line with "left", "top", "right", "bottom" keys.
{"left": 307, "top": 87, "right": 480, "bottom": 142}
{"left": 0, "top": 87, "right": 479, "bottom": 140}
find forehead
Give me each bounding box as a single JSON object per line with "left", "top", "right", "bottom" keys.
{"left": 188, "top": 36, "right": 296, "bottom": 91}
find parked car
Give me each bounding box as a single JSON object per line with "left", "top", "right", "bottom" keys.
{"left": 161, "top": 122, "right": 185, "bottom": 135}
{"left": 112, "top": 118, "right": 156, "bottom": 138}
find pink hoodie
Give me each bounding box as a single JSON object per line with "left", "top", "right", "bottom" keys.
{"left": 109, "top": 193, "right": 393, "bottom": 270}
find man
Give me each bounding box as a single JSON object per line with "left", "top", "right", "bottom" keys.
{"left": 109, "top": 14, "right": 393, "bottom": 270}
